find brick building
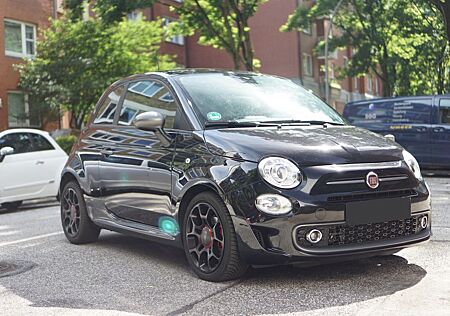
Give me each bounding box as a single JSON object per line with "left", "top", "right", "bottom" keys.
{"left": 0, "top": 0, "right": 380, "bottom": 131}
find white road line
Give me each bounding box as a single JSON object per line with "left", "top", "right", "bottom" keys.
{"left": 0, "top": 231, "right": 63, "bottom": 247}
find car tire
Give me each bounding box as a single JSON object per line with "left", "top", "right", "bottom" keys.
{"left": 1, "top": 201, "right": 23, "bottom": 212}
{"left": 182, "top": 191, "right": 248, "bottom": 282}
{"left": 61, "top": 181, "right": 100, "bottom": 244}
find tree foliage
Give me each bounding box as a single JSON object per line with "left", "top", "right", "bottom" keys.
{"left": 16, "top": 19, "right": 175, "bottom": 129}
{"left": 283, "top": 0, "right": 450, "bottom": 96}
{"left": 64, "top": 0, "right": 156, "bottom": 23}
{"left": 173, "top": 0, "right": 268, "bottom": 71}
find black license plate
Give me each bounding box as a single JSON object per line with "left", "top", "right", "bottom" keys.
{"left": 346, "top": 197, "right": 411, "bottom": 226}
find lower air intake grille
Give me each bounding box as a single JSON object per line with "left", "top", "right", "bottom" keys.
{"left": 295, "top": 214, "right": 426, "bottom": 249}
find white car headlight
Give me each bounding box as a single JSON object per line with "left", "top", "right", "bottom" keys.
{"left": 403, "top": 150, "right": 422, "bottom": 180}
{"left": 258, "top": 157, "right": 302, "bottom": 189}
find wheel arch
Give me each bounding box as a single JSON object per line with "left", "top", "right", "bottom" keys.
{"left": 59, "top": 171, "right": 79, "bottom": 197}
{"left": 177, "top": 181, "right": 233, "bottom": 227}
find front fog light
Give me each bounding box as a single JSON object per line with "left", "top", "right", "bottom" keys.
{"left": 255, "top": 194, "right": 292, "bottom": 215}
{"left": 306, "top": 229, "right": 323, "bottom": 243}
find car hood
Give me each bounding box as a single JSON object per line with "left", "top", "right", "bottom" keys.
{"left": 203, "top": 126, "right": 404, "bottom": 166}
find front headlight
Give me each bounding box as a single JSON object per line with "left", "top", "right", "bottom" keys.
{"left": 403, "top": 150, "right": 422, "bottom": 180}
{"left": 258, "top": 157, "right": 302, "bottom": 189}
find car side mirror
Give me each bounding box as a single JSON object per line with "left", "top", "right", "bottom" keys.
{"left": 0, "top": 146, "right": 14, "bottom": 162}
{"left": 133, "top": 111, "right": 165, "bottom": 131}
{"left": 133, "top": 111, "right": 171, "bottom": 146}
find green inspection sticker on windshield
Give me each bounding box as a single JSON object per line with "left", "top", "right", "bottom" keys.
{"left": 207, "top": 112, "right": 222, "bottom": 121}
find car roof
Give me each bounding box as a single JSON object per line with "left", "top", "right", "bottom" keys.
{"left": 0, "top": 128, "right": 49, "bottom": 136}
{"left": 110, "top": 68, "right": 260, "bottom": 86}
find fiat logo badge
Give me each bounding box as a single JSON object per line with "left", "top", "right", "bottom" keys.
{"left": 366, "top": 171, "right": 379, "bottom": 189}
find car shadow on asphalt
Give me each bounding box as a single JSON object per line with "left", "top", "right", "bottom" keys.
{"left": 0, "top": 200, "right": 59, "bottom": 215}
{"left": 77, "top": 234, "right": 427, "bottom": 314}
{"left": 1, "top": 232, "right": 427, "bottom": 315}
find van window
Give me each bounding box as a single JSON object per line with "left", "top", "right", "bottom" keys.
{"left": 439, "top": 99, "right": 450, "bottom": 124}
{"left": 345, "top": 98, "right": 431, "bottom": 127}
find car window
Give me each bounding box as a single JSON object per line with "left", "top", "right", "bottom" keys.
{"left": 344, "top": 98, "right": 432, "bottom": 129}
{"left": 29, "top": 133, "right": 54, "bottom": 151}
{"left": 0, "top": 133, "right": 33, "bottom": 154}
{"left": 119, "top": 80, "right": 177, "bottom": 128}
{"left": 93, "top": 85, "right": 125, "bottom": 124}
{"left": 439, "top": 99, "right": 450, "bottom": 124}
{"left": 176, "top": 73, "right": 345, "bottom": 125}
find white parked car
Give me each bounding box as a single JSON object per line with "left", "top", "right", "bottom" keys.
{"left": 0, "top": 129, "right": 68, "bottom": 211}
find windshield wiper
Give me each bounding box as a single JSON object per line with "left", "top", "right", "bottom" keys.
{"left": 301, "top": 120, "right": 345, "bottom": 126}
{"left": 261, "top": 119, "right": 344, "bottom": 126}
{"left": 204, "top": 121, "right": 260, "bottom": 129}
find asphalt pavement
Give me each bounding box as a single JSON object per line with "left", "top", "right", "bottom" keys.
{"left": 0, "top": 176, "right": 449, "bottom": 316}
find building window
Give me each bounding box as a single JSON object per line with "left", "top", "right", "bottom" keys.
{"left": 303, "top": 54, "right": 313, "bottom": 77}
{"left": 302, "top": 23, "right": 312, "bottom": 35}
{"left": 367, "top": 76, "right": 373, "bottom": 92}
{"left": 127, "top": 11, "right": 143, "bottom": 21}
{"left": 354, "top": 77, "right": 359, "bottom": 91}
{"left": 7, "top": 92, "right": 40, "bottom": 127}
{"left": 163, "top": 17, "right": 184, "bottom": 45}
{"left": 4, "top": 19, "right": 36, "bottom": 58}
{"left": 330, "top": 63, "right": 335, "bottom": 79}
{"left": 375, "top": 77, "right": 379, "bottom": 95}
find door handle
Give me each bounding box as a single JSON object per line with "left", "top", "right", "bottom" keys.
{"left": 416, "top": 127, "right": 427, "bottom": 132}
{"left": 36, "top": 160, "right": 45, "bottom": 165}
{"left": 101, "top": 149, "right": 114, "bottom": 156}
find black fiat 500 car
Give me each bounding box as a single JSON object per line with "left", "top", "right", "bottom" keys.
{"left": 60, "top": 69, "right": 431, "bottom": 281}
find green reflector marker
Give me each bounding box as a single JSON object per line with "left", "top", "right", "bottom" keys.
{"left": 159, "top": 216, "right": 179, "bottom": 236}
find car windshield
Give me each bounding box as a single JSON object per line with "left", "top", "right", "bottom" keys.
{"left": 176, "top": 72, "right": 346, "bottom": 127}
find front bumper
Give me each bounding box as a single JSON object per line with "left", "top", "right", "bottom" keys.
{"left": 227, "top": 160, "right": 432, "bottom": 266}
{"left": 232, "top": 210, "right": 431, "bottom": 267}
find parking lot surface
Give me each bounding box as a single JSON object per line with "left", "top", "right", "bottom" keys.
{"left": 0, "top": 176, "right": 449, "bottom": 316}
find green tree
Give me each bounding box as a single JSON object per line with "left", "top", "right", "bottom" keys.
{"left": 173, "top": 0, "right": 268, "bottom": 71}
{"left": 64, "top": 0, "right": 156, "bottom": 23}
{"left": 428, "top": 0, "right": 450, "bottom": 42}
{"left": 283, "top": 0, "right": 449, "bottom": 96}
{"left": 16, "top": 19, "right": 175, "bottom": 129}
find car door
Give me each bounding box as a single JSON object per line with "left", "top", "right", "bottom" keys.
{"left": 388, "top": 98, "right": 433, "bottom": 166}
{"left": 0, "top": 132, "right": 46, "bottom": 203}
{"left": 431, "top": 97, "right": 450, "bottom": 168}
{"left": 28, "top": 132, "right": 67, "bottom": 197}
{"left": 98, "top": 78, "right": 181, "bottom": 226}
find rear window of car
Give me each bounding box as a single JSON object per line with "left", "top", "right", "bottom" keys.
{"left": 344, "top": 98, "right": 432, "bottom": 129}
{"left": 30, "top": 133, "right": 54, "bottom": 151}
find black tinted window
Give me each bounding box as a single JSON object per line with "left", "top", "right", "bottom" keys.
{"left": 439, "top": 99, "right": 450, "bottom": 124}
{"left": 94, "top": 86, "right": 125, "bottom": 124}
{"left": 30, "top": 133, "right": 54, "bottom": 151}
{"left": 0, "top": 133, "right": 33, "bottom": 154}
{"left": 120, "top": 80, "right": 177, "bottom": 128}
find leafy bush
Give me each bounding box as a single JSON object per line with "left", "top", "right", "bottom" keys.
{"left": 56, "top": 135, "right": 78, "bottom": 154}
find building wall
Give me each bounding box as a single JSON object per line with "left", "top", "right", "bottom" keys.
{"left": 0, "top": 0, "right": 382, "bottom": 132}
{"left": 0, "top": 0, "right": 55, "bottom": 131}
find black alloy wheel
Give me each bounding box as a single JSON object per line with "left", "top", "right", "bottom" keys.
{"left": 182, "top": 192, "right": 248, "bottom": 282}
{"left": 61, "top": 181, "right": 100, "bottom": 244}
{"left": 186, "top": 202, "right": 225, "bottom": 273}
{"left": 62, "top": 188, "right": 81, "bottom": 237}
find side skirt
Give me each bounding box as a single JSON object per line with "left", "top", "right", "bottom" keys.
{"left": 84, "top": 194, "right": 183, "bottom": 248}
